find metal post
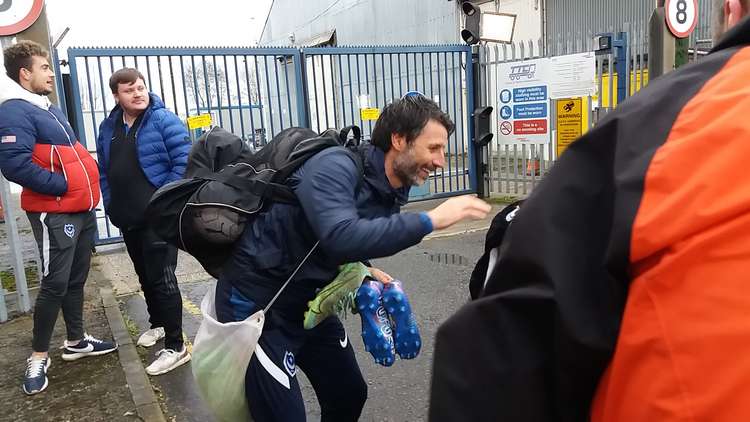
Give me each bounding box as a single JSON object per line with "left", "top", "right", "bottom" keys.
{"left": 0, "top": 287, "right": 6, "bottom": 322}
{"left": 0, "top": 174, "right": 31, "bottom": 314}
{"left": 469, "top": 46, "right": 486, "bottom": 198}
{"left": 293, "top": 49, "right": 310, "bottom": 128}
{"left": 614, "top": 32, "right": 628, "bottom": 105}
{"left": 52, "top": 48, "right": 68, "bottom": 115}
{"left": 67, "top": 50, "right": 89, "bottom": 148}
{"left": 649, "top": 2, "right": 676, "bottom": 79}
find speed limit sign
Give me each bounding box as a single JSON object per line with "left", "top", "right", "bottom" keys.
{"left": 665, "top": 0, "right": 698, "bottom": 39}
{"left": 0, "top": 0, "right": 44, "bottom": 36}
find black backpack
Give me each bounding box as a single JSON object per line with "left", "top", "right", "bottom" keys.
{"left": 146, "top": 125, "right": 363, "bottom": 278}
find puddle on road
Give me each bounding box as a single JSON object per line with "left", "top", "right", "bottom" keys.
{"left": 427, "top": 252, "right": 470, "bottom": 266}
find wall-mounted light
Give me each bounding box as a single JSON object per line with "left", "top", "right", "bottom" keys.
{"left": 461, "top": 2, "right": 516, "bottom": 45}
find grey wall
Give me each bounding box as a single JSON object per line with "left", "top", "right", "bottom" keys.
{"left": 260, "top": 0, "right": 461, "bottom": 46}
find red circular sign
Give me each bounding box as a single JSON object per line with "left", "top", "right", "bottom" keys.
{"left": 0, "top": 0, "right": 44, "bottom": 36}
{"left": 500, "top": 121, "right": 512, "bottom": 136}
{"left": 664, "top": 0, "right": 698, "bottom": 39}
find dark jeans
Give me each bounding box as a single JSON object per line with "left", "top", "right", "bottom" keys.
{"left": 122, "top": 226, "right": 184, "bottom": 350}
{"left": 28, "top": 211, "right": 96, "bottom": 353}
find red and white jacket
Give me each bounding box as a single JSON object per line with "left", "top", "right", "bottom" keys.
{"left": 0, "top": 88, "right": 99, "bottom": 214}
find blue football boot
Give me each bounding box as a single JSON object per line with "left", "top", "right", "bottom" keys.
{"left": 356, "top": 278, "right": 395, "bottom": 367}
{"left": 382, "top": 280, "right": 421, "bottom": 359}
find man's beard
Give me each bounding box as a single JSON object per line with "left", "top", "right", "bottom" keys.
{"left": 392, "top": 149, "right": 422, "bottom": 187}
{"left": 33, "top": 83, "right": 52, "bottom": 96}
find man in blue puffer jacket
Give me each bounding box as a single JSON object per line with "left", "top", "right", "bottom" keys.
{"left": 96, "top": 68, "right": 191, "bottom": 376}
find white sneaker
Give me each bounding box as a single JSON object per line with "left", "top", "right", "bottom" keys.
{"left": 137, "top": 327, "right": 165, "bottom": 348}
{"left": 145, "top": 346, "right": 191, "bottom": 376}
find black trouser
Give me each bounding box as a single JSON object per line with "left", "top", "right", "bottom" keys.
{"left": 216, "top": 283, "right": 367, "bottom": 422}
{"left": 28, "top": 211, "right": 96, "bottom": 353}
{"left": 122, "top": 226, "right": 183, "bottom": 350}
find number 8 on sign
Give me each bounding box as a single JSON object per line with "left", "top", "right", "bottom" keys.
{"left": 0, "top": 0, "right": 44, "bottom": 36}
{"left": 665, "top": 0, "right": 697, "bottom": 39}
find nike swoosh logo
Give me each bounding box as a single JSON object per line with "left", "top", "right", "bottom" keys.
{"left": 339, "top": 333, "right": 348, "bottom": 349}
{"left": 68, "top": 343, "right": 94, "bottom": 353}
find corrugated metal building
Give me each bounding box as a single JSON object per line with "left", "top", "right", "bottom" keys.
{"left": 545, "top": 0, "right": 713, "bottom": 55}
{"left": 260, "top": 0, "right": 714, "bottom": 54}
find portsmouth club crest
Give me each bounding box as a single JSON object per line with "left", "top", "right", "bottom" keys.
{"left": 283, "top": 351, "right": 297, "bottom": 377}
{"left": 63, "top": 224, "right": 75, "bottom": 238}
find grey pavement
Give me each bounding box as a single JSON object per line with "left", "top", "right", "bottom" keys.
{"left": 0, "top": 267, "right": 138, "bottom": 422}
{"left": 95, "top": 197, "right": 509, "bottom": 421}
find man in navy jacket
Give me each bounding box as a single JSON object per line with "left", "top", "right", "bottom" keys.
{"left": 215, "top": 93, "right": 490, "bottom": 421}
{"left": 96, "top": 68, "right": 191, "bottom": 376}
{"left": 0, "top": 40, "right": 116, "bottom": 396}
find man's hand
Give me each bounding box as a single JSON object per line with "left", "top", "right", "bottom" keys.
{"left": 426, "top": 195, "right": 492, "bottom": 231}
{"left": 369, "top": 267, "right": 394, "bottom": 284}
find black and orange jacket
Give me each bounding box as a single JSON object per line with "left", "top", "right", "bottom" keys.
{"left": 0, "top": 98, "right": 99, "bottom": 214}
{"left": 429, "top": 18, "right": 750, "bottom": 422}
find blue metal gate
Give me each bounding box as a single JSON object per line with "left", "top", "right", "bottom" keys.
{"left": 302, "top": 45, "right": 475, "bottom": 202}
{"left": 65, "top": 45, "right": 474, "bottom": 245}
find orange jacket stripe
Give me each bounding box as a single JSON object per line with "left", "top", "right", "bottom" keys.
{"left": 592, "top": 46, "right": 750, "bottom": 422}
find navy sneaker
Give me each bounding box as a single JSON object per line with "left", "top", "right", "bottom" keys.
{"left": 23, "top": 356, "right": 51, "bottom": 395}
{"left": 383, "top": 280, "right": 421, "bottom": 359}
{"left": 62, "top": 334, "right": 118, "bottom": 361}
{"left": 356, "top": 278, "right": 395, "bottom": 367}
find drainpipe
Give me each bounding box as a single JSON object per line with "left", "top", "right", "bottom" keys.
{"left": 540, "top": 0, "right": 548, "bottom": 56}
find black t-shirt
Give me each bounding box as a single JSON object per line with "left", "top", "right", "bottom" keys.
{"left": 106, "top": 112, "right": 156, "bottom": 230}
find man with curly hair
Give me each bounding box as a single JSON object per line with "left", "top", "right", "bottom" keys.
{"left": 0, "top": 40, "right": 117, "bottom": 396}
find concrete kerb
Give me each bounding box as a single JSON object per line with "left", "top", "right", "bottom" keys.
{"left": 94, "top": 265, "right": 166, "bottom": 422}
{"left": 424, "top": 224, "right": 491, "bottom": 241}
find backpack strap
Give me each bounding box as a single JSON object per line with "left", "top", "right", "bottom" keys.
{"left": 264, "top": 241, "right": 320, "bottom": 312}
{"left": 339, "top": 125, "right": 361, "bottom": 148}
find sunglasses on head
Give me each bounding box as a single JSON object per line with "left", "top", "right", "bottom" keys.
{"left": 401, "top": 90, "right": 425, "bottom": 99}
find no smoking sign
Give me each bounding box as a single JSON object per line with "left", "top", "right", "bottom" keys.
{"left": 500, "top": 121, "right": 512, "bottom": 136}
{"left": 0, "top": 0, "right": 44, "bottom": 36}
{"left": 665, "top": 0, "right": 698, "bottom": 39}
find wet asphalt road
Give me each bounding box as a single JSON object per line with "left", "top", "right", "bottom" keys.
{"left": 122, "top": 230, "right": 486, "bottom": 421}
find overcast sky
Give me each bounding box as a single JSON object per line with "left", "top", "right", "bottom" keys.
{"left": 46, "top": 0, "right": 272, "bottom": 55}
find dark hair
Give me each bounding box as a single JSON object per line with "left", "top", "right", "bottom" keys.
{"left": 109, "top": 68, "right": 146, "bottom": 94}
{"left": 3, "top": 40, "right": 48, "bottom": 83}
{"left": 370, "top": 95, "right": 455, "bottom": 152}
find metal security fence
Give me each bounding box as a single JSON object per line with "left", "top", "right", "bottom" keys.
{"left": 67, "top": 47, "right": 307, "bottom": 245}
{"left": 479, "top": 24, "right": 651, "bottom": 197}
{"left": 66, "top": 45, "right": 476, "bottom": 245}
{"left": 303, "top": 45, "right": 474, "bottom": 199}
{"left": 479, "top": 40, "right": 551, "bottom": 197}
{"left": 480, "top": 18, "right": 712, "bottom": 199}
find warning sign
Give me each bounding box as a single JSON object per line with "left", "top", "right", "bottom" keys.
{"left": 514, "top": 119, "right": 547, "bottom": 135}
{"left": 187, "top": 113, "right": 212, "bottom": 130}
{"left": 360, "top": 108, "right": 380, "bottom": 121}
{"left": 556, "top": 98, "right": 583, "bottom": 157}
